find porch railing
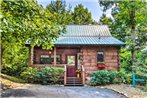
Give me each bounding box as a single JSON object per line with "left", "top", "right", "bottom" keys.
{"left": 64, "top": 65, "right": 67, "bottom": 85}
{"left": 81, "top": 65, "right": 85, "bottom": 84}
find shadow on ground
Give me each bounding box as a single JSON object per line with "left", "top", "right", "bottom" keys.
{"left": 2, "top": 88, "right": 35, "bottom": 98}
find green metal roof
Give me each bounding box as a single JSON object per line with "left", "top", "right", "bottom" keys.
{"left": 54, "top": 25, "right": 125, "bottom": 46}
{"left": 61, "top": 25, "right": 112, "bottom": 37}
{"left": 54, "top": 37, "right": 125, "bottom": 46}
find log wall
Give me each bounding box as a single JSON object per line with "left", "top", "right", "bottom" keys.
{"left": 30, "top": 46, "right": 120, "bottom": 79}
{"left": 80, "top": 46, "right": 120, "bottom": 77}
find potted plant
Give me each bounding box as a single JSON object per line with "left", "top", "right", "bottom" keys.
{"left": 76, "top": 69, "right": 81, "bottom": 78}
{"left": 97, "top": 62, "right": 105, "bottom": 68}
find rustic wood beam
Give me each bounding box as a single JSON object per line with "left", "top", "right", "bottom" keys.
{"left": 54, "top": 47, "right": 56, "bottom": 66}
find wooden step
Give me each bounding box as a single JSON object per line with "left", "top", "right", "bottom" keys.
{"left": 65, "top": 77, "right": 83, "bottom": 86}
{"left": 65, "top": 84, "right": 84, "bottom": 86}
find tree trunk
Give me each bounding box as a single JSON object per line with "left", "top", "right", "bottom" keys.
{"left": 130, "top": 0, "right": 136, "bottom": 72}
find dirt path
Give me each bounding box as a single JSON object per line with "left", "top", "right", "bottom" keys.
{"left": 1, "top": 84, "right": 126, "bottom": 98}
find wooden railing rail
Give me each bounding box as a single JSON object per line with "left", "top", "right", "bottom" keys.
{"left": 64, "top": 65, "right": 67, "bottom": 85}
{"left": 81, "top": 65, "right": 85, "bottom": 85}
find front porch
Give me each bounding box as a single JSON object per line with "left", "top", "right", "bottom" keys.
{"left": 28, "top": 45, "right": 120, "bottom": 85}
{"left": 29, "top": 46, "right": 86, "bottom": 85}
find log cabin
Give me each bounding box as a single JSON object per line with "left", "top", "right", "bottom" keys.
{"left": 26, "top": 25, "right": 125, "bottom": 86}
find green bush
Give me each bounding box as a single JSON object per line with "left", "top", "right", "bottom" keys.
{"left": 109, "top": 71, "right": 118, "bottom": 83}
{"left": 35, "top": 67, "right": 64, "bottom": 84}
{"left": 20, "top": 67, "right": 38, "bottom": 82}
{"left": 117, "top": 69, "right": 126, "bottom": 83}
{"left": 20, "top": 66, "right": 64, "bottom": 84}
{"left": 35, "top": 67, "right": 52, "bottom": 84}
{"left": 90, "top": 70, "right": 131, "bottom": 85}
{"left": 90, "top": 70, "right": 112, "bottom": 85}
{"left": 144, "top": 81, "right": 147, "bottom": 92}
{"left": 124, "top": 73, "right": 132, "bottom": 84}
{"left": 2, "top": 63, "right": 27, "bottom": 77}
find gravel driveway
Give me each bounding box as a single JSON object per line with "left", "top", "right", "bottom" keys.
{"left": 1, "top": 84, "right": 127, "bottom": 98}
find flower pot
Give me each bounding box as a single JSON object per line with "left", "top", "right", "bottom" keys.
{"left": 77, "top": 73, "right": 80, "bottom": 78}
{"left": 98, "top": 63, "right": 105, "bottom": 68}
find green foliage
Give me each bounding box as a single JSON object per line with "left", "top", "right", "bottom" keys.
{"left": 46, "top": 1, "right": 94, "bottom": 25}
{"left": 99, "top": 14, "right": 112, "bottom": 26}
{"left": 120, "top": 49, "right": 132, "bottom": 72}
{"left": 108, "top": 71, "right": 117, "bottom": 83}
{"left": 99, "top": 0, "right": 147, "bottom": 49}
{"left": 35, "top": 67, "right": 64, "bottom": 84}
{"left": 90, "top": 70, "right": 113, "bottom": 85}
{"left": 20, "top": 67, "right": 64, "bottom": 84}
{"left": 1, "top": 46, "right": 28, "bottom": 77}
{"left": 20, "top": 67, "right": 38, "bottom": 80}
{"left": 144, "top": 81, "right": 147, "bottom": 92}
{"left": 90, "top": 69, "right": 132, "bottom": 86}
{"left": 46, "top": 0, "right": 73, "bottom": 24}
{"left": 136, "top": 50, "right": 147, "bottom": 79}
{"left": 72, "top": 4, "right": 93, "bottom": 24}
{"left": 1, "top": 0, "right": 64, "bottom": 71}
{"left": 117, "top": 69, "right": 127, "bottom": 83}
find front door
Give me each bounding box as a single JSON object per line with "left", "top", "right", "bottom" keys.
{"left": 67, "top": 55, "right": 77, "bottom": 77}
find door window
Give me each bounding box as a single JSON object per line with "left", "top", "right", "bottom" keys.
{"left": 67, "top": 56, "right": 75, "bottom": 65}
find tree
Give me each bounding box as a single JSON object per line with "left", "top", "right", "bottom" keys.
{"left": 72, "top": 4, "right": 93, "bottom": 24}
{"left": 98, "top": 0, "right": 147, "bottom": 72}
{"left": 99, "top": 0, "right": 147, "bottom": 46}
{"left": 99, "top": 14, "right": 112, "bottom": 25}
{"left": 1, "top": 0, "right": 64, "bottom": 69}
{"left": 46, "top": 0, "right": 73, "bottom": 24}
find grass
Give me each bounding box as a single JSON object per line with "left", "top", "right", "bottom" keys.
{"left": 0, "top": 73, "right": 26, "bottom": 90}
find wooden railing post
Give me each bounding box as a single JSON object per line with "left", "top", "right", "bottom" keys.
{"left": 81, "top": 65, "right": 85, "bottom": 85}
{"left": 64, "top": 65, "right": 67, "bottom": 85}
{"left": 53, "top": 47, "right": 56, "bottom": 66}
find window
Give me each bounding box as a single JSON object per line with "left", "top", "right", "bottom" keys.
{"left": 67, "top": 56, "right": 75, "bottom": 65}
{"left": 56, "top": 55, "right": 61, "bottom": 64}
{"left": 40, "top": 55, "right": 50, "bottom": 64}
{"left": 97, "top": 52, "right": 104, "bottom": 63}
{"left": 40, "top": 55, "right": 61, "bottom": 64}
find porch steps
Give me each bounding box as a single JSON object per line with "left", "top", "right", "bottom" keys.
{"left": 65, "top": 77, "right": 83, "bottom": 86}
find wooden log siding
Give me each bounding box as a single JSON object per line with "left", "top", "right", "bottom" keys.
{"left": 81, "top": 46, "right": 120, "bottom": 77}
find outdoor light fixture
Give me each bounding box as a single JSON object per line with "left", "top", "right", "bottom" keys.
{"left": 48, "top": 51, "right": 52, "bottom": 54}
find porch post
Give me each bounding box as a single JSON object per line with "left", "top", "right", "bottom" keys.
{"left": 29, "top": 46, "right": 34, "bottom": 65}
{"left": 54, "top": 47, "right": 56, "bottom": 66}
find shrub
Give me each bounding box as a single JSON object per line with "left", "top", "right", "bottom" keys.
{"left": 35, "top": 67, "right": 52, "bottom": 84}
{"left": 116, "top": 69, "right": 126, "bottom": 83}
{"left": 90, "top": 70, "right": 111, "bottom": 85}
{"left": 144, "top": 81, "right": 147, "bottom": 92}
{"left": 35, "top": 67, "right": 64, "bottom": 84}
{"left": 20, "top": 66, "right": 64, "bottom": 84}
{"left": 109, "top": 71, "right": 118, "bottom": 83}
{"left": 1, "top": 63, "right": 27, "bottom": 77}
{"left": 20, "top": 67, "right": 38, "bottom": 82}
{"left": 124, "top": 73, "right": 132, "bottom": 84}
{"left": 90, "top": 70, "right": 129, "bottom": 86}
